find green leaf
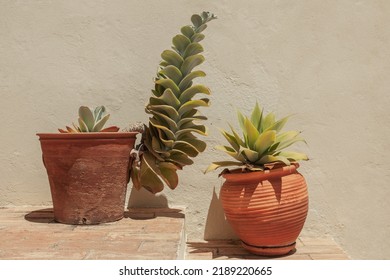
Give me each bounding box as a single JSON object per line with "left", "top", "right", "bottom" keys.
{"left": 93, "top": 106, "right": 106, "bottom": 122}
{"left": 237, "top": 109, "right": 246, "bottom": 132}
{"left": 179, "top": 85, "right": 211, "bottom": 103}
{"left": 173, "top": 140, "right": 200, "bottom": 157}
{"left": 277, "top": 151, "right": 308, "bottom": 161}
{"left": 216, "top": 145, "right": 246, "bottom": 162}
{"left": 177, "top": 116, "right": 207, "bottom": 128}
{"left": 175, "top": 124, "right": 207, "bottom": 137}
{"left": 78, "top": 106, "right": 95, "bottom": 131}
{"left": 256, "top": 155, "right": 291, "bottom": 166}
{"left": 150, "top": 110, "right": 178, "bottom": 131}
{"left": 146, "top": 104, "right": 179, "bottom": 121}
{"left": 228, "top": 124, "right": 246, "bottom": 147}
{"left": 191, "top": 14, "right": 203, "bottom": 28}
{"left": 158, "top": 88, "right": 181, "bottom": 109}
{"left": 159, "top": 66, "right": 183, "bottom": 85}
{"left": 179, "top": 70, "right": 206, "bottom": 91}
{"left": 261, "top": 112, "right": 276, "bottom": 132}
{"left": 140, "top": 153, "right": 165, "bottom": 194}
{"left": 161, "top": 50, "right": 184, "bottom": 68}
{"left": 254, "top": 130, "right": 276, "bottom": 157}
{"left": 196, "top": 24, "right": 207, "bottom": 33}
{"left": 181, "top": 54, "right": 205, "bottom": 76}
{"left": 149, "top": 118, "right": 176, "bottom": 140}
{"left": 181, "top": 25, "right": 195, "bottom": 39}
{"left": 158, "top": 162, "right": 179, "bottom": 190}
{"left": 204, "top": 161, "right": 243, "bottom": 173}
{"left": 172, "top": 34, "right": 191, "bottom": 54}
{"left": 157, "top": 129, "right": 174, "bottom": 148}
{"left": 168, "top": 150, "right": 194, "bottom": 166}
{"left": 92, "top": 113, "right": 110, "bottom": 132}
{"left": 77, "top": 117, "right": 89, "bottom": 132}
{"left": 220, "top": 129, "right": 240, "bottom": 152}
{"left": 191, "top": 33, "right": 205, "bottom": 43}
{"left": 244, "top": 117, "right": 260, "bottom": 149}
{"left": 264, "top": 115, "right": 291, "bottom": 133}
{"left": 178, "top": 98, "right": 209, "bottom": 116}
{"left": 130, "top": 161, "right": 141, "bottom": 190}
{"left": 183, "top": 42, "right": 204, "bottom": 58}
{"left": 155, "top": 78, "right": 181, "bottom": 96}
{"left": 250, "top": 102, "right": 263, "bottom": 131}
{"left": 241, "top": 147, "right": 259, "bottom": 162}
{"left": 274, "top": 136, "right": 306, "bottom": 152}
{"left": 179, "top": 136, "right": 206, "bottom": 153}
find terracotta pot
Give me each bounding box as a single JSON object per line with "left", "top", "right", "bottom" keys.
{"left": 37, "top": 132, "right": 138, "bottom": 225}
{"left": 220, "top": 163, "right": 308, "bottom": 256}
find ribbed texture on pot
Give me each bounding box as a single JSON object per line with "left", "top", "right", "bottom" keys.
{"left": 220, "top": 163, "right": 308, "bottom": 255}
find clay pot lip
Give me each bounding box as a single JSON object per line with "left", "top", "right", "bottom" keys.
{"left": 37, "top": 132, "right": 138, "bottom": 140}
{"left": 221, "top": 162, "right": 300, "bottom": 183}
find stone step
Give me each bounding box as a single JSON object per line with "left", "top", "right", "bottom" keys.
{"left": 0, "top": 206, "right": 186, "bottom": 260}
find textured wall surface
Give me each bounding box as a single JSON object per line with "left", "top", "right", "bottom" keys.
{"left": 1, "top": 0, "right": 389, "bottom": 259}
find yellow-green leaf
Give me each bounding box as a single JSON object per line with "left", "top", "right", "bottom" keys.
{"left": 254, "top": 130, "right": 276, "bottom": 157}
{"left": 179, "top": 85, "right": 211, "bottom": 103}
{"left": 181, "top": 54, "right": 205, "bottom": 76}
{"left": 159, "top": 65, "right": 183, "bottom": 84}
{"left": 178, "top": 70, "right": 206, "bottom": 91}
{"left": 161, "top": 50, "right": 184, "bottom": 68}
{"left": 244, "top": 117, "right": 260, "bottom": 149}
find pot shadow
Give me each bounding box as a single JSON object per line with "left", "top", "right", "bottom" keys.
{"left": 187, "top": 241, "right": 297, "bottom": 259}
{"left": 24, "top": 208, "right": 56, "bottom": 223}
{"left": 203, "top": 187, "right": 237, "bottom": 240}
{"left": 126, "top": 186, "right": 184, "bottom": 220}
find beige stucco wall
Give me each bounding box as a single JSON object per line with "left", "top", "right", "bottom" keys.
{"left": 1, "top": 1, "right": 389, "bottom": 259}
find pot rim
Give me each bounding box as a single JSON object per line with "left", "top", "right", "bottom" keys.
{"left": 221, "top": 162, "right": 300, "bottom": 183}
{"left": 37, "top": 132, "right": 138, "bottom": 140}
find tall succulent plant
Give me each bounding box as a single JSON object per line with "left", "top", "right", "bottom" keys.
{"left": 130, "top": 12, "right": 217, "bottom": 193}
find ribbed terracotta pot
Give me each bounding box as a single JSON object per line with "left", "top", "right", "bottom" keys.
{"left": 37, "top": 132, "right": 138, "bottom": 225}
{"left": 220, "top": 163, "right": 308, "bottom": 256}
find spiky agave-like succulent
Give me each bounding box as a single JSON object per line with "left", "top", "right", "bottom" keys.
{"left": 205, "top": 102, "right": 308, "bottom": 173}
{"left": 58, "top": 106, "right": 119, "bottom": 133}
{"left": 130, "top": 12, "right": 217, "bottom": 193}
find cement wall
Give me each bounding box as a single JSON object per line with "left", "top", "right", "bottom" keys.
{"left": 1, "top": 0, "right": 389, "bottom": 259}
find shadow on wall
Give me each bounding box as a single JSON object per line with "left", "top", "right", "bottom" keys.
{"left": 204, "top": 187, "right": 237, "bottom": 240}
{"left": 127, "top": 187, "right": 169, "bottom": 208}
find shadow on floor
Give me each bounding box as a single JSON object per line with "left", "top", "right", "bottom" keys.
{"left": 187, "top": 240, "right": 297, "bottom": 260}
{"left": 24, "top": 208, "right": 56, "bottom": 223}
{"left": 24, "top": 207, "right": 185, "bottom": 223}
{"left": 125, "top": 208, "right": 185, "bottom": 220}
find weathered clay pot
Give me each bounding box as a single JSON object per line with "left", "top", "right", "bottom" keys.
{"left": 37, "top": 132, "right": 137, "bottom": 225}
{"left": 220, "top": 163, "right": 308, "bottom": 256}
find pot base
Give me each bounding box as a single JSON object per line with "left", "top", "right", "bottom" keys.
{"left": 241, "top": 241, "right": 296, "bottom": 256}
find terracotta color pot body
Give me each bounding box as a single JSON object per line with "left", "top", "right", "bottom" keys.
{"left": 220, "top": 163, "right": 308, "bottom": 256}
{"left": 37, "top": 132, "right": 137, "bottom": 225}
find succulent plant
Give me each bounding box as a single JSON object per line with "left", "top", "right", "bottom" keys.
{"left": 59, "top": 106, "right": 119, "bottom": 133}
{"left": 130, "top": 12, "right": 217, "bottom": 193}
{"left": 206, "top": 102, "right": 308, "bottom": 173}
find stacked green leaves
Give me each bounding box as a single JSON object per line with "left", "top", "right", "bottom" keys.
{"left": 206, "top": 102, "right": 308, "bottom": 173}
{"left": 131, "top": 12, "right": 217, "bottom": 193}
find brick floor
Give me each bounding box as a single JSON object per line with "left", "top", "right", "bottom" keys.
{"left": 0, "top": 207, "right": 349, "bottom": 260}
{"left": 0, "top": 207, "right": 185, "bottom": 260}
